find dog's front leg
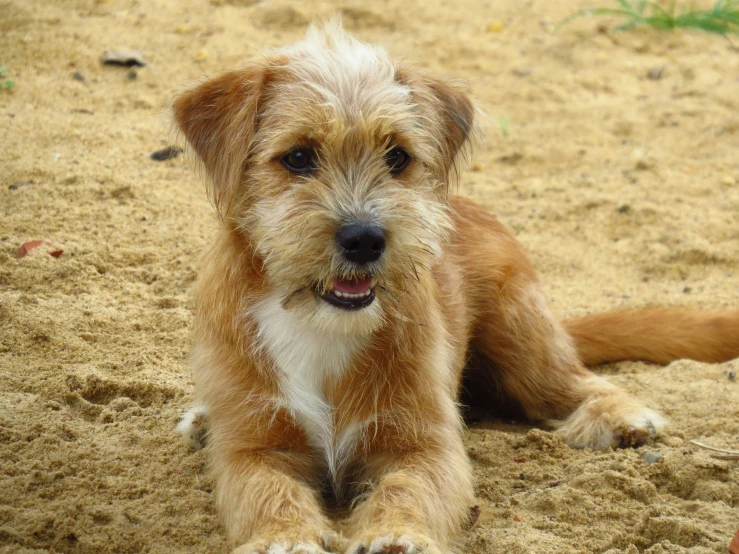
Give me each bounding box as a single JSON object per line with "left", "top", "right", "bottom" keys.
{"left": 213, "top": 444, "right": 338, "bottom": 554}
{"left": 343, "top": 415, "right": 473, "bottom": 554}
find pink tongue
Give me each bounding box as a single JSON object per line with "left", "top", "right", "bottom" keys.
{"left": 333, "top": 276, "right": 372, "bottom": 294}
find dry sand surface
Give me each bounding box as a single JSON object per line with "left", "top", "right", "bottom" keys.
{"left": 1, "top": 0, "right": 738, "bottom": 552}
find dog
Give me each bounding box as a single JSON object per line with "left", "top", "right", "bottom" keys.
{"left": 172, "top": 21, "right": 739, "bottom": 554}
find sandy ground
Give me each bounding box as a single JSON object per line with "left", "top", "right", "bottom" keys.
{"left": 1, "top": 0, "right": 738, "bottom": 552}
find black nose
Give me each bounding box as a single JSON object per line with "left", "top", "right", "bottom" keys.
{"left": 336, "top": 223, "right": 386, "bottom": 265}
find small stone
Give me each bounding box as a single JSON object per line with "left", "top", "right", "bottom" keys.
{"left": 151, "top": 146, "right": 183, "bottom": 161}
{"left": 9, "top": 181, "right": 31, "bottom": 190}
{"left": 80, "top": 332, "right": 95, "bottom": 342}
{"left": 683, "top": 286, "right": 692, "bottom": 293}
{"left": 72, "top": 71, "right": 86, "bottom": 82}
{"left": 631, "top": 148, "right": 652, "bottom": 170}
{"left": 729, "top": 371, "right": 736, "bottom": 381}
{"left": 512, "top": 514, "right": 522, "bottom": 521}
{"left": 487, "top": 20, "right": 504, "bottom": 32}
{"left": 617, "top": 204, "right": 631, "bottom": 214}
{"left": 635, "top": 159, "right": 653, "bottom": 171}
{"left": 647, "top": 66, "right": 665, "bottom": 80}
{"left": 722, "top": 175, "right": 736, "bottom": 186}
{"left": 642, "top": 451, "right": 663, "bottom": 465}
{"left": 634, "top": 41, "right": 650, "bottom": 53}
{"left": 100, "top": 50, "right": 147, "bottom": 67}
{"left": 128, "top": 69, "right": 138, "bottom": 80}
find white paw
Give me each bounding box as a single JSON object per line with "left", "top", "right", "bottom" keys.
{"left": 175, "top": 403, "right": 208, "bottom": 449}
{"left": 233, "top": 541, "right": 331, "bottom": 554}
{"left": 348, "top": 534, "right": 437, "bottom": 554}
{"left": 553, "top": 395, "right": 665, "bottom": 450}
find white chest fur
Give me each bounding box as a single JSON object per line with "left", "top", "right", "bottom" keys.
{"left": 252, "top": 291, "right": 367, "bottom": 480}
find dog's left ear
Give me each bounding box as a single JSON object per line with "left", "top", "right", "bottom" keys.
{"left": 424, "top": 78, "right": 475, "bottom": 173}
{"left": 399, "top": 70, "right": 475, "bottom": 180}
{"left": 172, "top": 63, "right": 266, "bottom": 214}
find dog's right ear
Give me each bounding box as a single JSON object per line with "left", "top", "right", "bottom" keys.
{"left": 172, "top": 64, "right": 266, "bottom": 213}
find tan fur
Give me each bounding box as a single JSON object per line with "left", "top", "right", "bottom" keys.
{"left": 172, "top": 22, "right": 739, "bottom": 554}
{"left": 564, "top": 308, "right": 739, "bottom": 365}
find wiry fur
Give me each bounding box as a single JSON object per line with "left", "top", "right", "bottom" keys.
{"left": 172, "top": 21, "right": 739, "bottom": 554}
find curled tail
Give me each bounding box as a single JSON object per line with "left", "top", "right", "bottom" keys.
{"left": 563, "top": 308, "right": 739, "bottom": 366}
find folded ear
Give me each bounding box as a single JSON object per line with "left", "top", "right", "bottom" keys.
{"left": 397, "top": 68, "right": 475, "bottom": 181}
{"left": 424, "top": 78, "right": 475, "bottom": 172}
{"left": 172, "top": 64, "right": 265, "bottom": 213}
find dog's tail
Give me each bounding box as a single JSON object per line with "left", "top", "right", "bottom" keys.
{"left": 563, "top": 308, "right": 739, "bottom": 366}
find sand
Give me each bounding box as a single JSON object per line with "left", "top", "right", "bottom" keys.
{"left": 1, "top": 0, "right": 738, "bottom": 552}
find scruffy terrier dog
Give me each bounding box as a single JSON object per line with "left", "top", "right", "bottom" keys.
{"left": 173, "top": 22, "right": 739, "bottom": 554}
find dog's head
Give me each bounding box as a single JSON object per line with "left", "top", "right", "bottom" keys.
{"left": 174, "top": 21, "right": 474, "bottom": 335}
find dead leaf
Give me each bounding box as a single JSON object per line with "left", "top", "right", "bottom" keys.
{"left": 17, "top": 241, "right": 62, "bottom": 258}
{"left": 464, "top": 505, "right": 480, "bottom": 530}
{"left": 729, "top": 529, "right": 739, "bottom": 554}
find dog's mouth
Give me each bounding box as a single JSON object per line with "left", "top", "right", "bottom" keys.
{"left": 317, "top": 276, "right": 377, "bottom": 310}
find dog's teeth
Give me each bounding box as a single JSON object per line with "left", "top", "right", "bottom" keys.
{"left": 332, "top": 289, "right": 372, "bottom": 300}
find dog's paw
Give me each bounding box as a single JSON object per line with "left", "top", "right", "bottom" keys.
{"left": 233, "top": 532, "right": 344, "bottom": 554}
{"left": 346, "top": 534, "right": 441, "bottom": 554}
{"left": 175, "top": 404, "right": 208, "bottom": 450}
{"left": 552, "top": 394, "right": 665, "bottom": 450}
{"left": 233, "top": 541, "right": 330, "bottom": 554}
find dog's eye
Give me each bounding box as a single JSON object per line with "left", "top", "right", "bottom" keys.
{"left": 281, "top": 148, "right": 317, "bottom": 173}
{"left": 385, "top": 147, "right": 411, "bottom": 175}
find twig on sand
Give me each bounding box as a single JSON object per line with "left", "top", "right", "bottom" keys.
{"left": 689, "top": 440, "right": 739, "bottom": 461}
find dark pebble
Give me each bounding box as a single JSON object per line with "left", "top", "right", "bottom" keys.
{"left": 151, "top": 146, "right": 183, "bottom": 161}
{"left": 128, "top": 69, "right": 138, "bottom": 80}
{"left": 72, "top": 71, "right": 85, "bottom": 82}
{"left": 617, "top": 204, "right": 631, "bottom": 214}
{"left": 9, "top": 181, "right": 32, "bottom": 190}
{"left": 729, "top": 372, "right": 736, "bottom": 381}
{"left": 100, "top": 50, "right": 147, "bottom": 68}
{"left": 465, "top": 505, "right": 481, "bottom": 530}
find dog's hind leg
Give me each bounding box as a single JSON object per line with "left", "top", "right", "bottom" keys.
{"left": 474, "top": 275, "right": 664, "bottom": 449}
{"left": 451, "top": 197, "right": 663, "bottom": 449}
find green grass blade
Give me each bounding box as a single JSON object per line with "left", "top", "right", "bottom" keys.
{"left": 558, "top": 0, "right": 739, "bottom": 34}
{"left": 555, "top": 8, "right": 640, "bottom": 32}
